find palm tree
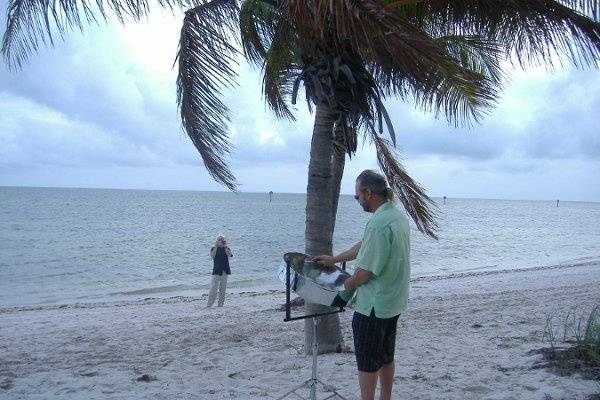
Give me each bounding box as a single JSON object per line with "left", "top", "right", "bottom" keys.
{"left": 3, "top": 0, "right": 599, "bottom": 354}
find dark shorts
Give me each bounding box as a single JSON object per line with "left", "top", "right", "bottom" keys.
{"left": 352, "top": 309, "right": 400, "bottom": 373}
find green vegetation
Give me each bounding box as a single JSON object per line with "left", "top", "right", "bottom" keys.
{"left": 541, "top": 304, "right": 600, "bottom": 382}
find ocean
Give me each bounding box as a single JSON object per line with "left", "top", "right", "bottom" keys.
{"left": 1, "top": 186, "right": 599, "bottom": 307}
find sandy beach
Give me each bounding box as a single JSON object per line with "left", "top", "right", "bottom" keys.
{"left": 1, "top": 260, "right": 599, "bottom": 400}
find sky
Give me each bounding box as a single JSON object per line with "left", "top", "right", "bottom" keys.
{"left": 1, "top": 6, "right": 599, "bottom": 201}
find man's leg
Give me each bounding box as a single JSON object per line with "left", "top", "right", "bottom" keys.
{"left": 358, "top": 371, "right": 378, "bottom": 400}
{"left": 353, "top": 310, "right": 379, "bottom": 400}
{"left": 378, "top": 361, "right": 395, "bottom": 400}
{"left": 217, "top": 272, "right": 228, "bottom": 307}
{"left": 378, "top": 314, "right": 400, "bottom": 400}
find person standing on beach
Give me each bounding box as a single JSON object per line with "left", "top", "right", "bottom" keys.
{"left": 314, "top": 169, "right": 410, "bottom": 400}
{"left": 207, "top": 235, "right": 233, "bottom": 307}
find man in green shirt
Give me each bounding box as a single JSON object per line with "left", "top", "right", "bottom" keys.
{"left": 314, "top": 169, "right": 410, "bottom": 400}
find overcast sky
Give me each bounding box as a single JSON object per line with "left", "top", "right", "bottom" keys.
{"left": 1, "top": 7, "right": 599, "bottom": 201}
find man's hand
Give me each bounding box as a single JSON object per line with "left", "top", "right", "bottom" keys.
{"left": 343, "top": 278, "right": 354, "bottom": 292}
{"left": 312, "top": 255, "right": 335, "bottom": 266}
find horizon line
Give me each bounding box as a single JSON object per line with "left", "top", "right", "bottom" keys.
{"left": 1, "top": 184, "right": 597, "bottom": 204}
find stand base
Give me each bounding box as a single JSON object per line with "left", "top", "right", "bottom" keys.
{"left": 277, "top": 317, "right": 348, "bottom": 400}
{"left": 276, "top": 377, "right": 347, "bottom": 400}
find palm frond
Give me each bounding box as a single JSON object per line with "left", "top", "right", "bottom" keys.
{"left": 282, "top": 0, "right": 498, "bottom": 126}
{"left": 1, "top": 0, "right": 195, "bottom": 69}
{"left": 386, "top": 0, "right": 424, "bottom": 8}
{"left": 556, "top": 0, "right": 599, "bottom": 20}
{"left": 263, "top": 62, "right": 299, "bottom": 120}
{"left": 373, "top": 135, "right": 439, "bottom": 239}
{"left": 435, "top": 35, "right": 506, "bottom": 86}
{"left": 176, "top": 0, "right": 239, "bottom": 191}
{"left": 393, "top": 35, "right": 503, "bottom": 126}
{"left": 355, "top": 1, "right": 498, "bottom": 125}
{"left": 347, "top": 63, "right": 398, "bottom": 146}
{"left": 261, "top": 13, "right": 299, "bottom": 120}
{"left": 371, "top": 60, "right": 497, "bottom": 127}
{"left": 239, "top": 0, "right": 278, "bottom": 67}
{"left": 389, "top": 0, "right": 600, "bottom": 69}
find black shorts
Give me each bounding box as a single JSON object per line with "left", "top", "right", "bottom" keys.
{"left": 352, "top": 309, "right": 400, "bottom": 373}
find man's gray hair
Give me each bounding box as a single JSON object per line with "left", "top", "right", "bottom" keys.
{"left": 356, "top": 169, "right": 394, "bottom": 201}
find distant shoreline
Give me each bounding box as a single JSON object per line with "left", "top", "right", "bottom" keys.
{"left": 2, "top": 258, "right": 598, "bottom": 314}
{"left": 1, "top": 185, "right": 598, "bottom": 203}
{"left": 412, "top": 257, "right": 600, "bottom": 282}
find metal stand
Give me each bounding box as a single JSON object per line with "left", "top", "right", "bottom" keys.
{"left": 277, "top": 317, "right": 347, "bottom": 400}
{"left": 277, "top": 257, "right": 348, "bottom": 400}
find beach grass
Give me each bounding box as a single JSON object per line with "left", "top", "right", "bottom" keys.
{"left": 540, "top": 304, "right": 600, "bottom": 382}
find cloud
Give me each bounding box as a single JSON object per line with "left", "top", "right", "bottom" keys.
{"left": 0, "top": 93, "right": 166, "bottom": 168}
{"left": 221, "top": 64, "right": 313, "bottom": 167}
{"left": 0, "top": 8, "right": 316, "bottom": 174}
{"left": 405, "top": 155, "right": 600, "bottom": 201}
{"left": 0, "top": 17, "right": 196, "bottom": 169}
{"left": 380, "top": 67, "right": 600, "bottom": 167}
{"left": 519, "top": 70, "right": 600, "bottom": 161}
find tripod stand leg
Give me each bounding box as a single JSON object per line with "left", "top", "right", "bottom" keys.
{"left": 310, "top": 317, "right": 318, "bottom": 400}
{"left": 275, "top": 379, "right": 312, "bottom": 400}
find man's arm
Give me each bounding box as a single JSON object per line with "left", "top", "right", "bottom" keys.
{"left": 343, "top": 267, "right": 373, "bottom": 291}
{"left": 313, "top": 241, "right": 362, "bottom": 266}
{"left": 209, "top": 247, "right": 216, "bottom": 258}
{"left": 225, "top": 247, "right": 233, "bottom": 257}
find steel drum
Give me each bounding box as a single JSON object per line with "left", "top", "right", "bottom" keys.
{"left": 277, "top": 252, "right": 352, "bottom": 307}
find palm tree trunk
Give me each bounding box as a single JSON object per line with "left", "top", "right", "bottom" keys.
{"left": 331, "top": 128, "right": 346, "bottom": 222}
{"left": 304, "top": 102, "right": 345, "bottom": 354}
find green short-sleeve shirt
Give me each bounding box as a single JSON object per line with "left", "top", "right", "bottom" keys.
{"left": 354, "top": 201, "right": 410, "bottom": 318}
